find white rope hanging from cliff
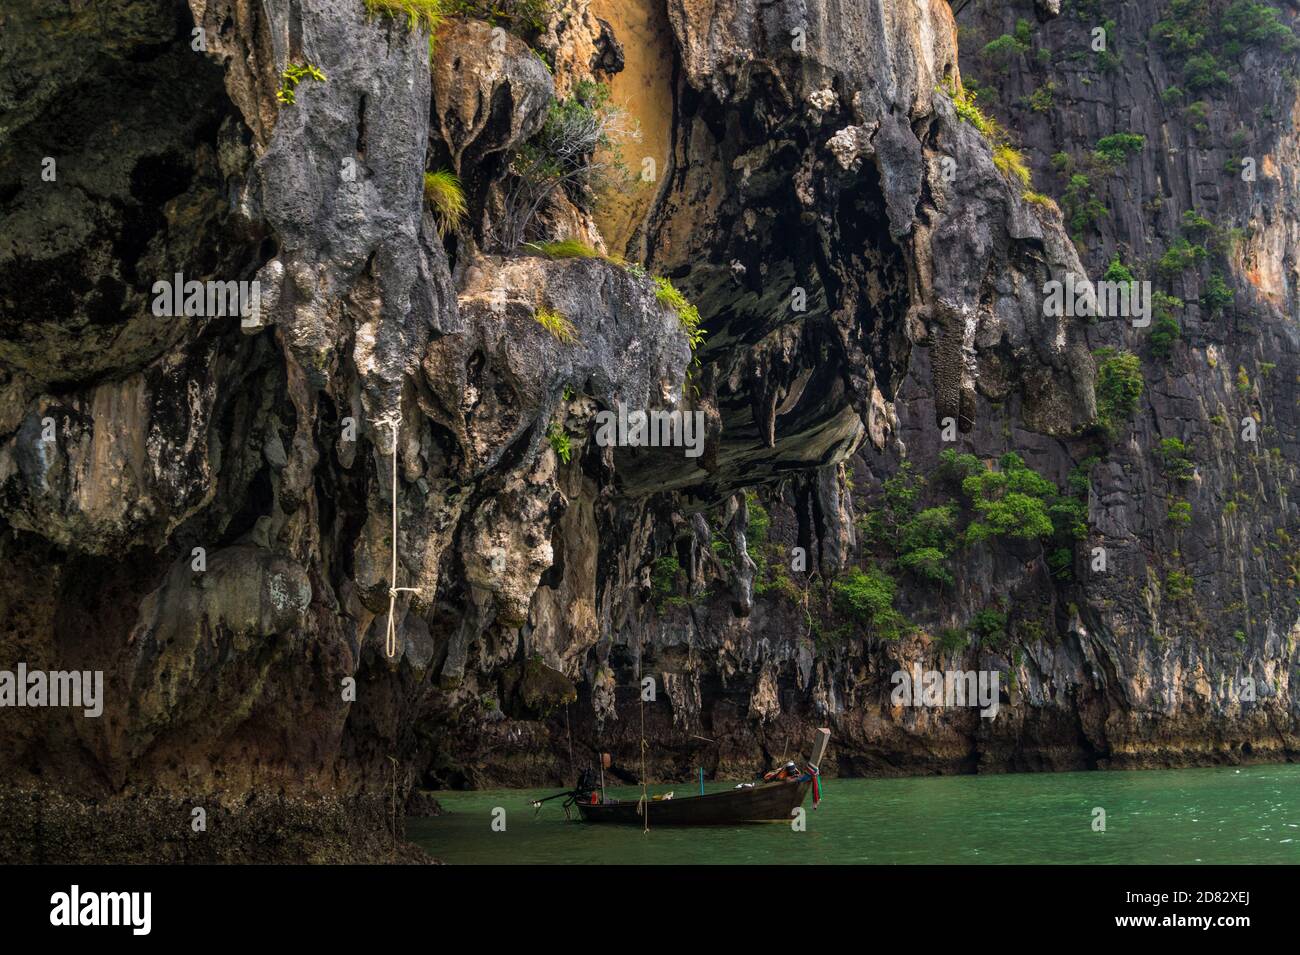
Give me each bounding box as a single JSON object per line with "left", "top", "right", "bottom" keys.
{"left": 381, "top": 412, "right": 420, "bottom": 658}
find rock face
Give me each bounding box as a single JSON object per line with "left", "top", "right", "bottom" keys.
{"left": 0, "top": 0, "right": 1297, "bottom": 859}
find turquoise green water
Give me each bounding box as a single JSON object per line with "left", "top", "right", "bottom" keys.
{"left": 408, "top": 764, "right": 1300, "bottom": 864}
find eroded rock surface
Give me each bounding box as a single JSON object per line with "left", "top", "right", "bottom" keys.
{"left": 1, "top": 0, "right": 1298, "bottom": 859}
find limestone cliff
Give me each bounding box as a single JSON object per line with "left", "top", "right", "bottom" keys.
{"left": 0, "top": 0, "right": 1296, "bottom": 860}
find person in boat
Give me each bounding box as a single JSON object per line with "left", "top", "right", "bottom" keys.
{"left": 573, "top": 768, "right": 600, "bottom": 804}
{"left": 762, "top": 761, "right": 802, "bottom": 782}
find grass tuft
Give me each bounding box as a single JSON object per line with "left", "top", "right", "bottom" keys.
{"left": 522, "top": 238, "right": 622, "bottom": 263}
{"left": 993, "top": 144, "right": 1031, "bottom": 186}
{"left": 365, "top": 0, "right": 445, "bottom": 32}
{"left": 652, "top": 277, "right": 705, "bottom": 352}
{"left": 1021, "top": 190, "right": 1058, "bottom": 210}
{"left": 938, "top": 78, "right": 1002, "bottom": 139}
{"left": 534, "top": 306, "right": 578, "bottom": 344}
{"left": 423, "top": 170, "right": 466, "bottom": 238}
{"left": 938, "top": 78, "right": 1045, "bottom": 192}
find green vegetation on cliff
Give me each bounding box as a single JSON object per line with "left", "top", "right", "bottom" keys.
{"left": 365, "top": 0, "right": 445, "bottom": 31}
{"left": 1149, "top": 292, "right": 1184, "bottom": 359}
{"left": 367, "top": 0, "right": 557, "bottom": 34}
{"left": 1156, "top": 437, "right": 1196, "bottom": 481}
{"left": 1093, "top": 347, "right": 1145, "bottom": 439}
{"left": 1062, "top": 173, "right": 1107, "bottom": 236}
{"left": 851, "top": 451, "right": 1087, "bottom": 597}
{"left": 937, "top": 78, "right": 1036, "bottom": 191}
{"left": 1154, "top": 0, "right": 1298, "bottom": 94}
{"left": 505, "top": 80, "right": 631, "bottom": 247}
{"left": 275, "top": 63, "right": 326, "bottom": 106}
{"left": 534, "top": 306, "right": 577, "bottom": 343}
{"left": 1092, "top": 133, "right": 1146, "bottom": 169}
{"left": 980, "top": 19, "right": 1034, "bottom": 72}
{"left": 524, "top": 238, "right": 612, "bottom": 261}
{"left": 832, "top": 566, "right": 906, "bottom": 640}
{"left": 546, "top": 422, "right": 571, "bottom": 462}
{"left": 423, "top": 170, "right": 466, "bottom": 237}
{"left": 961, "top": 453, "right": 1068, "bottom": 545}
{"left": 653, "top": 277, "right": 706, "bottom": 354}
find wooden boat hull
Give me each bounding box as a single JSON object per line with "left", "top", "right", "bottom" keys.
{"left": 575, "top": 779, "right": 812, "bottom": 826}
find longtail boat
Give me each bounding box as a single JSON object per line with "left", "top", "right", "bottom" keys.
{"left": 535, "top": 728, "right": 830, "bottom": 827}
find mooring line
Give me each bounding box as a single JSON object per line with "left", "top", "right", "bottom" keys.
{"left": 381, "top": 412, "right": 420, "bottom": 658}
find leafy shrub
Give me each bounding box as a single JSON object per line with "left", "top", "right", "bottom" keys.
{"left": 864, "top": 465, "right": 960, "bottom": 586}
{"left": 1149, "top": 292, "right": 1184, "bottom": 360}
{"left": 1103, "top": 255, "right": 1135, "bottom": 283}
{"left": 1202, "top": 272, "right": 1234, "bottom": 314}
{"left": 962, "top": 453, "right": 1058, "bottom": 545}
{"left": 1165, "top": 569, "right": 1195, "bottom": 601}
{"left": 710, "top": 531, "right": 734, "bottom": 568}
{"left": 937, "top": 627, "right": 969, "bottom": 652}
{"left": 1183, "top": 100, "right": 1210, "bottom": 131}
{"left": 971, "top": 608, "right": 1008, "bottom": 644}
{"left": 1154, "top": 0, "right": 1297, "bottom": 93}
{"left": 739, "top": 493, "right": 773, "bottom": 584}
{"left": 1048, "top": 546, "right": 1074, "bottom": 580}
{"left": 423, "top": 170, "right": 466, "bottom": 238}
{"left": 1167, "top": 499, "right": 1193, "bottom": 527}
{"left": 898, "top": 547, "right": 953, "bottom": 585}
{"left": 982, "top": 34, "right": 1027, "bottom": 61}
{"left": 883, "top": 461, "right": 922, "bottom": 514}
{"left": 1154, "top": 0, "right": 1209, "bottom": 55}
{"left": 899, "top": 505, "right": 958, "bottom": 555}
{"left": 1092, "top": 133, "right": 1146, "bottom": 169}
{"left": 745, "top": 491, "right": 771, "bottom": 547}
{"left": 1025, "top": 81, "right": 1056, "bottom": 113}
{"left": 1093, "top": 347, "right": 1144, "bottom": 439}
{"left": 276, "top": 63, "right": 326, "bottom": 106}
{"left": 503, "top": 80, "right": 634, "bottom": 248}
{"left": 1067, "top": 458, "right": 1098, "bottom": 497}
{"left": 1184, "top": 51, "right": 1231, "bottom": 89}
{"left": 1157, "top": 237, "right": 1208, "bottom": 275}
{"left": 871, "top": 452, "right": 1087, "bottom": 579}
{"left": 651, "top": 555, "right": 681, "bottom": 598}
{"left": 1062, "top": 173, "right": 1107, "bottom": 234}
{"left": 832, "top": 567, "right": 906, "bottom": 639}
{"left": 1181, "top": 209, "right": 1213, "bottom": 235}
{"left": 1049, "top": 494, "right": 1089, "bottom": 541}
{"left": 1222, "top": 0, "right": 1299, "bottom": 52}
{"left": 547, "top": 422, "right": 571, "bottom": 462}
{"left": 1156, "top": 437, "right": 1195, "bottom": 481}
{"left": 981, "top": 25, "right": 1031, "bottom": 71}
{"left": 937, "top": 449, "right": 984, "bottom": 484}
